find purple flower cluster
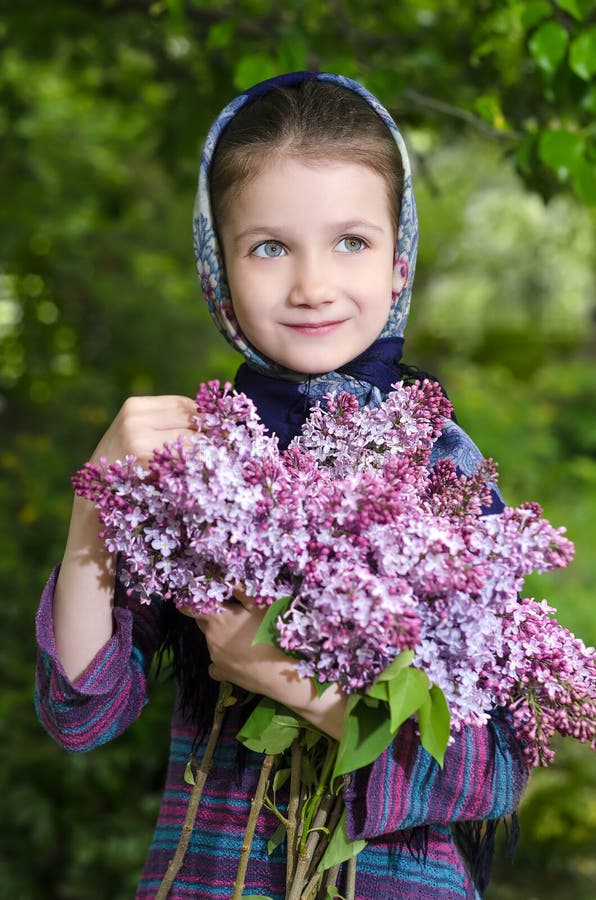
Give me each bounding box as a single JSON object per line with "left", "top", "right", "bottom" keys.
{"left": 494, "top": 598, "right": 595, "bottom": 767}
{"left": 72, "top": 379, "right": 595, "bottom": 767}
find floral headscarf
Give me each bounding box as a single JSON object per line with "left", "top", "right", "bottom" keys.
{"left": 193, "top": 72, "right": 414, "bottom": 388}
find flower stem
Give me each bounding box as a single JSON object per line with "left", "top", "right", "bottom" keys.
{"left": 306, "top": 791, "right": 344, "bottom": 882}
{"left": 299, "top": 740, "right": 337, "bottom": 854}
{"left": 345, "top": 854, "right": 357, "bottom": 900}
{"left": 231, "top": 753, "right": 278, "bottom": 900}
{"left": 155, "top": 682, "right": 230, "bottom": 900}
{"left": 287, "top": 788, "right": 335, "bottom": 900}
{"left": 286, "top": 738, "right": 303, "bottom": 892}
{"left": 300, "top": 870, "right": 323, "bottom": 899}
{"left": 318, "top": 864, "right": 340, "bottom": 900}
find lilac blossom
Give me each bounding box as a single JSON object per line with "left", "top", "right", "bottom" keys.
{"left": 72, "top": 379, "right": 594, "bottom": 768}
{"left": 491, "top": 598, "right": 595, "bottom": 767}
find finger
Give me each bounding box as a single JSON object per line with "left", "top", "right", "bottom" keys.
{"left": 232, "top": 585, "right": 254, "bottom": 609}
{"left": 121, "top": 395, "right": 197, "bottom": 432}
{"left": 129, "top": 394, "right": 196, "bottom": 414}
{"left": 208, "top": 663, "right": 222, "bottom": 681}
{"left": 193, "top": 608, "right": 229, "bottom": 629}
{"left": 178, "top": 604, "right": 199, "bottom": 619}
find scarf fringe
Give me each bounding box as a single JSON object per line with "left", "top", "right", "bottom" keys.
{"left": 453, "top": 813, "right": 519, "bottom": 897}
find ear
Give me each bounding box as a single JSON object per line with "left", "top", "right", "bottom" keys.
{"left": 392, "top": 252, "right": 409, "bottom": 300}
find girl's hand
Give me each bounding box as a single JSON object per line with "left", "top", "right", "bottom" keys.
{"left": 90, "top": 395, "right": 198, "bottom": 468}
{"left": 53, "top": 394, "right": 197, "bottom": 682}
{"left": 192, "top": 587, "right": 288, "bottom": 695}
{"left": 190, "top": 588, "right": 348, "bottom": 741}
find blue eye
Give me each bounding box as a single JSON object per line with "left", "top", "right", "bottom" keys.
{"left": 252, "top": 241, "right": 286, "bottom": 258}
{"left": 337, "top": 236, "right": 367, "bottom": 253}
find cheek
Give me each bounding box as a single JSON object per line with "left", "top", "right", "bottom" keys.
{"left": 229, "top": 291, "right": 266, "bottom": 345}
{"left": 226, "top": 268, "right": 252, "bottom": 321}
{"left": 229, "top": 297, "right": 252, "bottom": 332}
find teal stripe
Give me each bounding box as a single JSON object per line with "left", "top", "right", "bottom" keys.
{"left": 450, "top": 724, "right": 474, "bottom": 820}
{"left": 139, "top": 876, "right": 284, "bottom": 899}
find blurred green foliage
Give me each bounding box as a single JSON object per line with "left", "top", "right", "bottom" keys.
{"left": 1, "top": 2, "right": 594, "bottom": 898}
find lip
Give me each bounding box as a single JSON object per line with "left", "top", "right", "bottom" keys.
{"left": 284, "top": 320, "right": 346, "bottom": 336}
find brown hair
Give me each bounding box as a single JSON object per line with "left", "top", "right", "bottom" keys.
{"left": 210, "top": 79, "right": 403, "bottom": 236}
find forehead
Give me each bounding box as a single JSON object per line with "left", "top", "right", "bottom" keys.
{"left": 223, "top": 157, "right": 393, "bottom": 229}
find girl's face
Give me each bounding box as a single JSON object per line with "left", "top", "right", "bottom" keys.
{"left": 219, "top": 157, "right": 395, "bottom": 375}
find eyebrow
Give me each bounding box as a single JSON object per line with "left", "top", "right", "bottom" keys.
{"left": 231, "top": 220, "right": 388, "bottom": 246}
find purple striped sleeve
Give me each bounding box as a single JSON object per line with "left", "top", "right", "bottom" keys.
{"left": 345, "top": 712, "right": 529, "bottom": 840}
{"left": 35, "top": 565, "right": 165, "bottom": 752}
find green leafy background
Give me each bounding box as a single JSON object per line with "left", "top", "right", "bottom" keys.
{"left": 1, "top": 2, "right": 594, "bottom": 898}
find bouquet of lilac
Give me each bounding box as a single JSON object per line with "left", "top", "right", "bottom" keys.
{"left": 74, "top": 379, "right": 595, "bottom": 899}
{"left": 73, "top": 380, "right": 595, "bottom": 772}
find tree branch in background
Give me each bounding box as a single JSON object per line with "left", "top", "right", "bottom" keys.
{"left": 402, "top": 89, "right": 522, "bottom": 141}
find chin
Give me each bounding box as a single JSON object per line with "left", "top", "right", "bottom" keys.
{"left": 287, "top": 362, "right": 336, "bottom": 376}
{"left": 284, "top": 352, "right": 354, "bottom": 376}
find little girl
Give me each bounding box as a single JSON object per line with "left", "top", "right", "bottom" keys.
{"left": 35, "top": 72, "right": 528, "bottom": 899}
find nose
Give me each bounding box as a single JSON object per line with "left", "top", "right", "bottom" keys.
{"left": 288, "top": 256, "right": 335, "bottom": 307}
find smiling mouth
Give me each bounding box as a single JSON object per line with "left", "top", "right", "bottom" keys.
{"left": 284, "top": 320, "right": 346, "bottom": 335}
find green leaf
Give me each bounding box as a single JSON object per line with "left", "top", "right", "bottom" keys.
{"left": 238, "top": 704, "right": 302, "bottom": 755}
{"left": 218, "top": 682, "right": 237, "bottom": 708}
{"left": 334, "top": 696, "right": 395, "bottom": 777}
{"left": 312, "top": 677, "right": 333, "bottom": 697}
{"left": 417, "top": 685, "right": 451, "bottom": 767}
{"left": 276, "top": 34, "right": 309, "bottom": 73}
{"left": 473, "top": 95, "right": 509, "bottom": 131}
{"left": 366, "top": 679, "right": 389, "bottom": 701}
{"left": 529, "top": 21, "right": 569, "bottom": 76}
{"left": 374, "top": 649, "right": 415, "bottom": 681}
{"left": 267, "top": 717, "right": 301, "bottom": 754}
{"left": 317, "top": 809, "right": 367, "bottom": 873}
{"left": 520, "top": 1, "right": 551, "bottom": 31}
{"left": 272, "top": 767, "right": 291, "bottom": 793}
{"left": 569, "top": 28, "right": 596, "bottom": 80}
{"left": 206, "top": 19, "right": 236, "bottom": 50}
{"left": 236, "top": 697, "right": 277, "bottom": 746}
{"left": 267, "top": 822, "right": 286, "bottom": 856}
{"left": 362, "top": 695, "right": 380, "bottom": 708}
{"left": 301, "top": 754, "right": 317, "bottom": 787}
{"left": 573, "top": 157, "right": 596, "bottom": 205}
{"left": 219, "top": 682, "right": 233, "bottom": 701}
{"left": 387, "top": 666, "right": 430, "bottom": 733}
{"left": 555, "top": 0, "right": 588, "bottom": 21}
{"left": 243, "top": 722, "right": 299, "bottom": 755}
{"left": 223, "top": 694, "right": 238, "bottom": 708}
{"left": 539, "top": 130, "right": 585, "bottom": 180}
{"left": 304, "top": 728, "right": 325, "bottom": 752}
{"left": 344, "top": 693, "right": 363, "bottom": 717}
{"left": 165, "top": 0, "right": 184, "bottom": 22}
{"left": 183, "top": 758, "right": 196, "bottom": 786}
{"left": 580, "top": 84, "right": 596, "bottom": 114}
{"left": 233, "top": 54, "right": 279, "bottom": 91}
{"left": 242, "top": 896, "right": 275, "bottom": 900}
{"left": 252, "top": 595, "right": 292, "bottom": 647}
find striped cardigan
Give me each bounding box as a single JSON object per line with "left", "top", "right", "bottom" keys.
{"left": 35, "top": 567, "right": 528, "bottom": 899}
